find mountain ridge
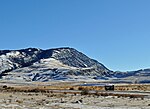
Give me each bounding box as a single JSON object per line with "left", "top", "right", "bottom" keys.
{"left": 0, "top": 47, "right": 112, "bottom": 81}
{"left": 0, "top": 47, "right": 150, "bottom": 83}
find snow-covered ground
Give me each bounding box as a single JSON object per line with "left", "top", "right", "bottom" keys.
{"left": 0, "top": 91, "right": 149, "bottom": 109}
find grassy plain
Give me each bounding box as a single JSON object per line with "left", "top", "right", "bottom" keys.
{"left": 0, "top": 81, "right": 150, "bottom": 109}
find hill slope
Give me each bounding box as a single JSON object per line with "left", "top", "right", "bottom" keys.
{"left": 0, "top": 47, "right": 112, "bottom": 81}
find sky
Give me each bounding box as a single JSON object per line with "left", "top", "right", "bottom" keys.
{"left": 0, "top": 0, "right": 150, "bottom": 71}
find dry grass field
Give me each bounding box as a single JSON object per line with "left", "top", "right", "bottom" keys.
{"left": 0, "top": 81, "right": 150, "bottom": 109}
{"left": 9, "top": 82, "right": 150, "bottom": 92}
{"left": 0, "top": 91, "right": 149, "bottom": 109}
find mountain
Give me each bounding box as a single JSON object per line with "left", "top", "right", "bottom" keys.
{"left": 0, "top": 47, "right": 150, "bottom": 83}
{"left": 0, "top": 47, "right": 113, "bottom": 82}
{"left": 113, "top": 69, "right": 150, "bottom": 83}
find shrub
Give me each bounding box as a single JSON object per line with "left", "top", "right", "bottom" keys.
{"left": 2, "top": 85, "right": 7, "bottom": 89}
{"left": 78, "top": 87, "right": 84, "bottom": 90}
{"left": 81, "top": 89, "right": 89, "bottom": 95}
{"left": 69, "top": 87, "right": 74, "bottom": 90}
{"left": 95, "top": 90, "right": 100, "bottom": 96}
{"left": 16, "top": 100, "right": 23, "bottom": 103}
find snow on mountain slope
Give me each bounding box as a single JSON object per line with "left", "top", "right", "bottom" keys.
{"left": 1, "top": 47, "right": 149, "bottom": 82}
{"left": 112, "top": 69, "right": 150, "bottom": 83}
{"left": 0, "top": 47, "right": 112, "bottom": 81}
{"left": 0, "top": 48, "right": 42, "bottom": 74}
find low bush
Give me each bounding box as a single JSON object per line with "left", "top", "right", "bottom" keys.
{"left": 81, "top": 89, "right": 89, "bottom": 95}
{"left": 69, "top": 87, "right": 74, "bottom": 90}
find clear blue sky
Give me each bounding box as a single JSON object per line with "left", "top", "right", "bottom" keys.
{"left": 0, "top": 0, "right": 150, "bottom": 71}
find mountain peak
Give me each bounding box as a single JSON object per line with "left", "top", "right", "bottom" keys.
{"left": 0, "top": 47, "right": 112, "bottom": 81}
{"left": 50, "top": 47, "right": 73, "bottom": 50}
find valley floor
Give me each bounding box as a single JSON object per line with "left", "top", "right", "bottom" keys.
{"left": 0, "top": 91, "right": 149, "bottom": 109}
{"left": 0, "top": 81, "right": 150, "bottom": 109}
